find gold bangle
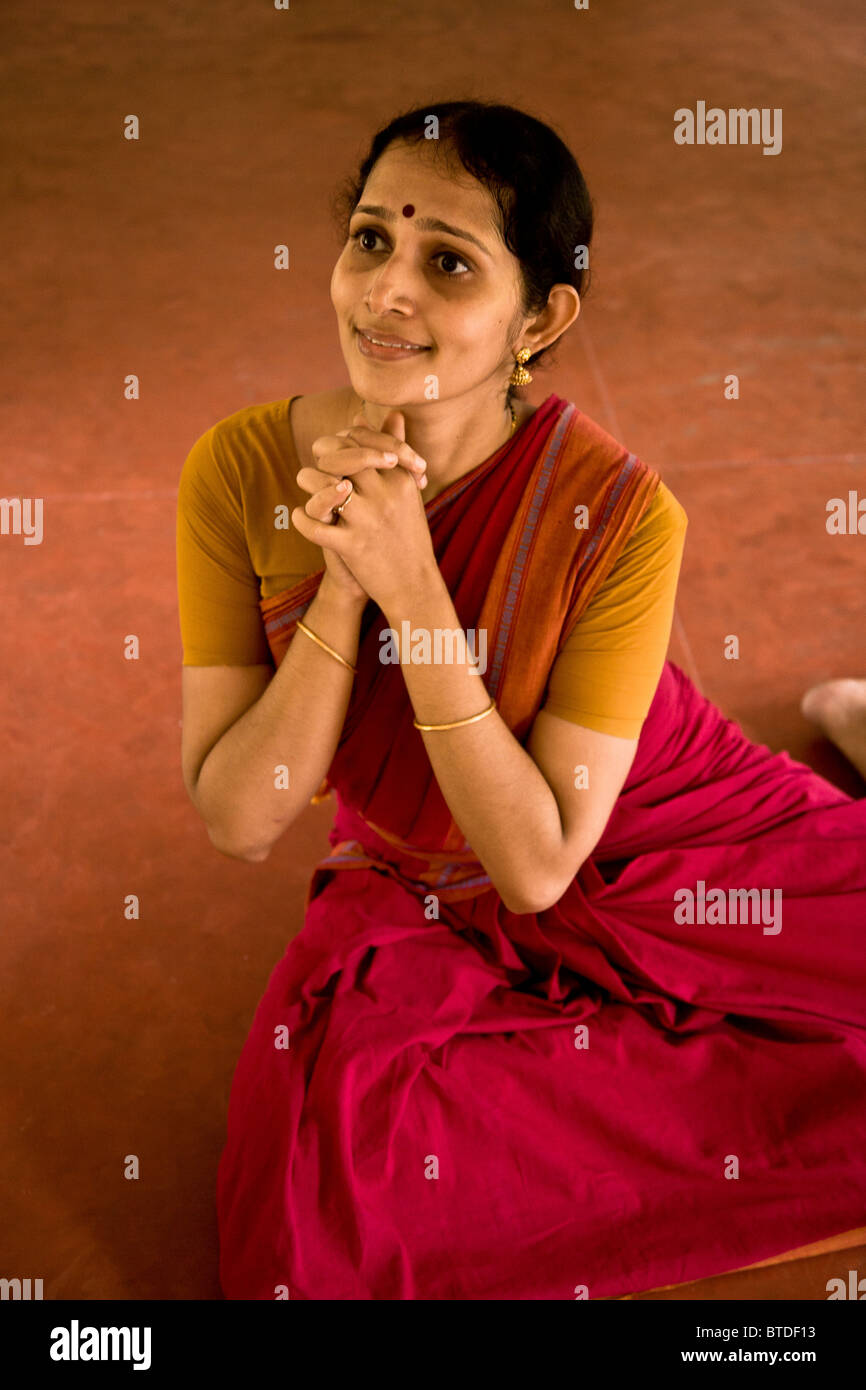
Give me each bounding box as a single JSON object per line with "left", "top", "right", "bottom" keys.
{"left": 413, "top": 698, "right": 497, "bottom": 731}
{"left": 295, "top": 620, "right": 358, "bottom": 675}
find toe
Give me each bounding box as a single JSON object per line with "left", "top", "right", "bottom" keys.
{"left": 800, "top": 678, "right": 866, "bottom": 730}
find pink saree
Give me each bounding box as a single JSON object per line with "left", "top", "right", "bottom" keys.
{"left": 216, "top": 394, "right": 866, "bottom": 1299}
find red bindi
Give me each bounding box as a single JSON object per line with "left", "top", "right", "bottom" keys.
{"left": 402, "top": 203, "right": 415, "bottom": 217}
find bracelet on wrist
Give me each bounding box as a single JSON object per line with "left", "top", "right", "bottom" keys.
{"left": 413, "top": 698, "right": 496, "bottom": 732}
{"left": 294, "top": 620, "right": 358, "bottom": 675}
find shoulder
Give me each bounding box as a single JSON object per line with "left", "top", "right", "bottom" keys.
{"left": 559, "top": 405, "right": 688, "bottom": 536}
{"left": 179, "top": 392, "right": 329, "bottom": 500}
{"left": 203, "top": 386, "right": 354, "bottom": 471}
{"left": 207, "top": 397, "right": 294, "bottom": 468}
{"left": 580, "top": 477, "right": 688, "bottom": 603}
{"left": 177, "top": 399, "right": 300, "bottom": 545}
{"left": 641, "top": 479, "right": 689, "bottom": 536}
{"left": 611, "top": 481, "right": 687, "bottom": 577}
{"left": 180, "top": 397, "right": 287, "bottom": 477}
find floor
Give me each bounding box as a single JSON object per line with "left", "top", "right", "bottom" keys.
{"left": 2, "top": 0, "right": 864, "bottom": 1299}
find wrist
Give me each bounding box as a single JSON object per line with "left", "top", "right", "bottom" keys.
{"left": 380, "top": 562, "right": 447, "bottom": 625}
{"left": 316, "top": 570, "right": 369, "bottom": 617}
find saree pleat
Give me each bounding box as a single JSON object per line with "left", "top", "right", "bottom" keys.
{"left": 217, "top": 394, "right": 866, "bottom": 1299}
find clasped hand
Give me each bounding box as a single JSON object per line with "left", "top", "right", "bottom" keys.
{"left": 291, "top": 409, "right": 440, "bottom": 613}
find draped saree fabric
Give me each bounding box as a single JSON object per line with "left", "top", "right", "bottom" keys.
{"left": 216, "top": 394, "right": 866, "bottom": 1299}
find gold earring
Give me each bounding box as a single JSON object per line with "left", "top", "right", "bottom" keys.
{"left": 509, "top": 347, "right": 533, "bottom": 386}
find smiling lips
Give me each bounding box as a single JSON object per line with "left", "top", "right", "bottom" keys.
{"left": 356, "top": 326, "right": 431, "bottom": 353}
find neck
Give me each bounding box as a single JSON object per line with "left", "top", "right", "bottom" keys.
{"left": 346, "top": 385, "right": 516, "bottom": 504}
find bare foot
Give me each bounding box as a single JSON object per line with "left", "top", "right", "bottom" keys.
{"left": 800, "top": 678, "right": 866, "bottom": 781}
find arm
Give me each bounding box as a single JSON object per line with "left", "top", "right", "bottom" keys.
{"left": 184, "top": 571, "right": 366, "bottom": 861}
{"left": 383, "top": 482, "right": 688, "bottom": 911}
{"left": 178, "top": 408, "right": 413, "bottom": 863}
{"left": 383, "top": 570, "right": 638, "bottom": 914}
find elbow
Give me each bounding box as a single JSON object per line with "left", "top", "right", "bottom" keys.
{"left": 206, "top": 824, "right": 272, "bottom": 863}
{"left": 501, "top": 878, "right": 569, "bottom": 917}
{"left": 186, "top": 774, "right": 273, "bottom": 862}
{"left": 239, "top": 843, "right": 272, "bottom": 864}
{"left": 501, "top": 859, "right": 587, "bottom": 916}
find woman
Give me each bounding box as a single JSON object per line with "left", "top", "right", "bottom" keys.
{"left": 177, "top": 101, "right": 866, "bottom": 1300}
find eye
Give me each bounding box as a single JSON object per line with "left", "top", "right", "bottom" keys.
{"left": 348, "top": 225, "right": 472, "bottom": 277}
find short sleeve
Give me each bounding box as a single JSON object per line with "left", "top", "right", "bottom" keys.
{"left": 176, "top": 425, "right": 272, "bottom": 666}
{"left": 541, "top": 481, "right": 688, "bottom": 737}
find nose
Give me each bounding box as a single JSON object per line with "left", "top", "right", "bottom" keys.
{"left": 364, "top": 244, "right": 421, "bottom": 316}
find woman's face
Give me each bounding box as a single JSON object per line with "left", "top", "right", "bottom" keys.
{"left": 330, "top": 140, "right": 526, "bottom": 407}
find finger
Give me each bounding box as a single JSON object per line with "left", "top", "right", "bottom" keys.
{"left": 311, "top": 436, "right": 401, "bottom": 475}
{"left": 306, "top": 478, "right": 354, "bottom": 523}
{"left": 297, "top": 465, "right": 376, "bottom": 496}
{"left": 308, "top": 444, "right": 425, "bottom": 489}
{"left": 337, "top": 425, "right": 425, "bottom": 473}
{"left": 296, "top": 465, "right": 346, "bottom": 496}
{"left": 333, "top": 427, "right": 427, "bottom": 478}
{"left": 291, "top": 505, "right": 353, "bottom": 553}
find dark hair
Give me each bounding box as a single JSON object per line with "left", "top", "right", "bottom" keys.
{"left": 331, "top": 99, "right": 594, "bottom": 399}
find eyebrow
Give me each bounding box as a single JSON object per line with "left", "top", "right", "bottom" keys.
{"left": 352, "top": 204, "right": 493, "bottom": 258}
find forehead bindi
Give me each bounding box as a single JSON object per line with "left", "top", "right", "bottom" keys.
{"left": 353, "top": 200, "right": 495, "bottom": 259}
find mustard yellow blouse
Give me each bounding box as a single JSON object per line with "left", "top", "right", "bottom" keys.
{"left": 176, "top": 398, "right": 688, "bottom": 738}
